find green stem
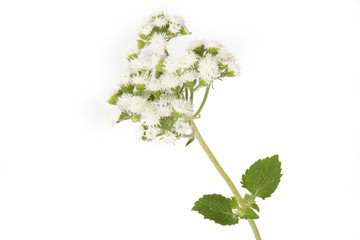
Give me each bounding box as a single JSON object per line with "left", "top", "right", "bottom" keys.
{"left": 190, "top": 121, "right": 262, "bottom": 240}
{"left": 191, "top": 85, "right": 210, "bottom": 120}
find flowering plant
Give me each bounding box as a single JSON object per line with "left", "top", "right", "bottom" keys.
{"left": 108, "top": 11, "right": 282, "bottom": 240}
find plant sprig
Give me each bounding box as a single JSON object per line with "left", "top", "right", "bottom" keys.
{"left": 108, "top": 11, "right": 283, "bottom": 240}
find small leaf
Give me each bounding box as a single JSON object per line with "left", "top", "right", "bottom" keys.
{"left": 244, "top": 193, "right": 253, "bottom": 203}
{"left": 117, "top": 112, "right": 131, "bottom": 123}
{"left": 137, "top": 40, "right": 146, "bottom": 49}
{"left": 155, "top": 59, "right": 164, "bottom": 70}
{"left": 251, "top": 203, "right": 260, "bottom": 212}
{"left": 185, "top": 135, "right": 195, "bottom": 147}
{"left": 121, "top": 84, "right": 134, "bottom": 93}
{"left": 180, "top": 26, "right": 190, "bottom": 35}
{"left": 127, "top": 53, "right": 138, "bottom": 61}
{"left": 240, "top": 208, "right": 259, "bottom": 220}
{"left": 241, "top": 155, "right": 282, "bottom": 200}
{"left": 231, "top": 197, "right": 239, "bottom": 210}
{"left": 107, "top": 89, "right": 123, "bottom": 105}
{"left": 208, "top": 47, "right": 218, "bottom": 55}
{"left": 192, "top": 194, "right": 239, "bottom": 226}
{"left": 193, "top": 44, "right": 206, "bottom": 57}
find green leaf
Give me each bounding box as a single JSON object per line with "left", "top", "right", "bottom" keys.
{"left": 192, "top": 194, "right": 239, "bottom": 226}
{"left": 117, "top": 112, "right": 131, "bottom": 123}
{"left": 180, "top": 26, "right": 190, "bottom": 35}
{"left": 193, "top": 44, "right": 206, "bottom": 57}
{"left": 208, "top": 47, "right": 218, "bottom": 55}
{"left": 137, "top": 39, "right": 146, "bottom": 49}
{"left": 185, "top": 135, "right": 195, "bottom": 147}
{"left": 231, "top": 197, "right": 239, "bottom": 209}
{"left": 155, "top": 58, "right": 164, "bottom": 70}
{"left": 239, "top": 208, "right": 259, "bottom": 220}
{"left": 251, "top": 202, "right": 260, "bottom": 212}
{"left": 107, "top": 89, "right": 123, "bottom": 105}
{"left": 241, "top": 155, "right": 282, "bottom": 200}
{"left": 121, "top": 84, "right": 134, "bottom": 93}
{"left": 127, "top": 53, "right": 138, "bottom": 61}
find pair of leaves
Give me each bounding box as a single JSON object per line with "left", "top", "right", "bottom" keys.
{"left": 192, "top": 155, "right": 282, "bottom": 226}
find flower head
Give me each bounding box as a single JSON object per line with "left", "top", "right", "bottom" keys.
{"left": 162, "top": 131, "right": 178, "bottom": 144}
{"left": 149, "top": 33, "right": 167, "bottom": 55}
{"left": 169, "top": 23, "right": 182, "bottom": 34}
{"left": 108, "top": 11, "right": 239, "bottom": 144}
{"left": 171, "top": 99, "right": 194, "bottom": 117}
{"left": 198, "top": 54, "right": 220, "bottom": 83}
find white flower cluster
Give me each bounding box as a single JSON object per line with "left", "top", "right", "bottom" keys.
{"left": 108, "top": 11, "right": 240, "bottom": 144}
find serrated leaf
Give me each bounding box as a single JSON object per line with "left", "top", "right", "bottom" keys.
{"left": 192, "top": 194, "right": 239, "bottom": 226}
{"left": 240, "top": 208, "right": 259, "bottom": 219}
{"left": 241, "top": 155, "right": 282, "bottom": 200}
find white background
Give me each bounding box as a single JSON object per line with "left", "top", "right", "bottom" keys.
{"left": 1, "top": 0, "right": 360, "bottom": 239}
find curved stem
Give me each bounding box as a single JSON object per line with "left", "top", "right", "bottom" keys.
{"left": 191, "top": 85, "right": 210, "bottom": 120}
{"left": 190, "top": 121, "right": 262, "bottom": 240}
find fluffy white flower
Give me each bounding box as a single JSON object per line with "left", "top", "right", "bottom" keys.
{"left": 119, "top": 69, "right": 132, "bottom": 85}
{"left": 149, "top": 55, "right": 163, "bottom": 69}
{"left": 141, "top": 102, "right": 161, "bottom": 126}
{"left": 205, "top": 40, "right": 223, "bottom": 50}
{"left": 132, "top": 74, "right": 148, "bottom": 85}
{"left": 149, "top": 33, "right": 167, "bottom": 55}
{"left": 169, "top": 23, "right": 181, "bottom": 34}
{"left": 216, "top": 48, "right": 235, "bottom": 62}
{"left": 171, "top": 99, "right": 194, "bottom": 117}
{"left": 157, "top": 99, "right": 174, "bottom": 117}
{"left": 187, "top": 39, "right": 204, "bottom": 51}
{"left": 174, "top": 118, "right": 190, "bottom": 135}
{"left": 145, "top": 127, "right": 158, "bottom": 140}
{"left": 153, "top": 16, "right": 167, "bottom": 27}
{"left": 139, "top": 23, "right": 153, "bottom": 36}
{"left": 179, "top": 70, "right": 198, "bottom": 84}
{"left": 162, "top": 131, "right": 178, "bottom": 144}
{"left": 129, "top": 57, "right": 152, "bottom": 73}
{"left": 146, "top": 80, "right": 162, "bottom": 92}
{"left": 226, "top": 59, "right": 240, "bottom": 76}
{"left": 160, "top": 73, "right": 181, "bottom": 90}
{"left": 181, "top": 52, "right": 198, "bottom": 69}
{"left": 164, "top": 56, "right": 181, "bottom": 73}
{"left": 151, "top": 10, "right": 164, "bottom": 18}
{"left": 107, "top": 105, "right": 122, "bottom": 126}
{"left": 116, "top": 93, "right": 133, "bottom": 111}
{"left": 167, "top": 15, "right": 185, "bottom": 26}
{"left": 198, "top": 54, "right": 219, "bottom": 83}
{"left": 128, "top": 96, "right": 147, "bottom": 114}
